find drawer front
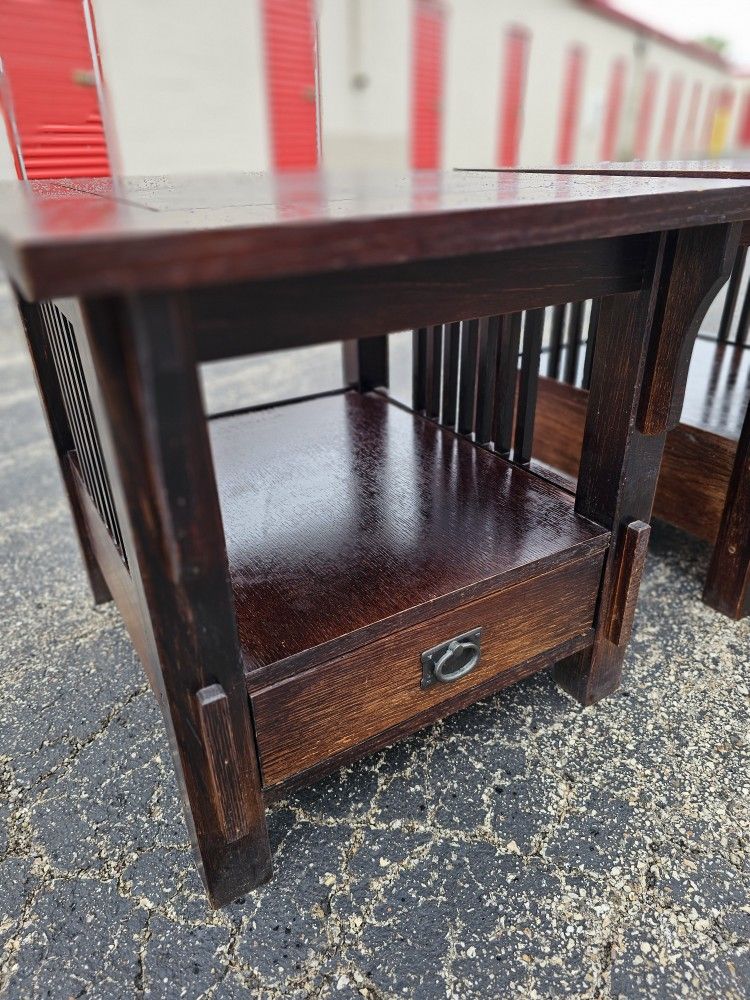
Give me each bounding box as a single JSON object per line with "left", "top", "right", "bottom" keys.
{"left": 252, "top": 554, "right": 603, "bottom": 788}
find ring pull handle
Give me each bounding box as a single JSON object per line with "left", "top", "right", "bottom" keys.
{"left": 421, "top": 628, "right": 482, "bottom": 689}
{"left": 434, "top": 639, "right": 480, "bottom": 683}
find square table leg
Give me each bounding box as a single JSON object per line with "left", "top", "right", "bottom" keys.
{"left": 77, "top": 292, "right": 272, "bottom": 908}
{"left": 557, "top": 223, "right": 741, "bottom": 704}
{"left": 704, "top": 401, "right": 750, "bottom": 618}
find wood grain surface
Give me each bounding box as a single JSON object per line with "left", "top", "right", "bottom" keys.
{"left": 3, "top": 169, "right": 750, "bottom": 298}
{"left": 252, "top": 555, "right": 603, "bottom": 787}
{"left": 207, "top": 391, "right": 610, "bottom": 686}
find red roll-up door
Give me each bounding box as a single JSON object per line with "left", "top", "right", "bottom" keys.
{"left": 600, "top": 58, "right": 626, "bottom": 161}
{"left": 0, "top": 0, "right": 109, "bottom": 179}
{"left": 497, "top": 26, "right": 530, "bottom": 168}
{"left": 262, "top": 0, "right": 319, "bottom": 171}
{"left": 410, "top": 0, "right": 445, "bottom": 170}
{"left": 555, "top": 46, "right": 585, "bottom": 166}
{"left": 634, "top": 68, "right": 659, "bottom": 159}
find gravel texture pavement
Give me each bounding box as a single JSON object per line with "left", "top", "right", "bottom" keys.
{"left": 1, "top": 285, "right": 748, "bottom": 999}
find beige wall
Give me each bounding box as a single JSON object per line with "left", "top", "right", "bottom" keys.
{"left": 90, "top": 0, "right": 270, "bottom": 175}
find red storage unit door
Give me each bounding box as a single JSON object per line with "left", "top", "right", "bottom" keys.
{"left": 634, "top": 68, "right": 659, "bottom": 159}
{"left": 600, "top": 58, "right": 626, "bottom": 161}
{"left": 0, "top": 0, "right": 109, "bottom": 178}
{"left": 555, "top": 46, "right": 585, "bottom": 166}
{"left": 497, "top": 27, "right": 530, "bottom": 168}
{"left": 410, "top": 0, "right": 445, "bottom": 170}
{"left": 262, "top": 0, "right": 319, "bottom": 171}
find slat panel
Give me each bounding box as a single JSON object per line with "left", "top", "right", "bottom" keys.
{"left": 425, "top": 325, "right": 443, "bottom": 420}
{"left": 474, "top": 316, "right": 500, "bottom": 444}
{"left": 441, "top": 320, "right": 461, "bottom": 429}
{"left": 40, "top": 301, "right": 127, "bottom": 563}
{"left": 412, "top": 327, "right": 428, "bottom": 413}
{"left": 547, "top": 304, "right": 566, "bottom": 378}
{"left": 493, "top": 313, "right": 522, "bottom": 455}
{"left": 564, "top": 300, "right": 585, "bottom": 385}
{"left": 457, "top": 318, "right": 479, "bottom": 436}
{"left": 513, "top": 308, "right": 544, "bottom": 465}
{"left": 582, "top": 298, "right": 600, "bottom": 391}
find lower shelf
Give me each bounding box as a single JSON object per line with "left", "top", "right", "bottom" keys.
{"left": 208, "top": 390, "right": 610, "bottom": 790}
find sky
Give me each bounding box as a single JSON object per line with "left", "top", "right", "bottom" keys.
{"left": 612, "top": 0, "right": 750, "bottom": 68}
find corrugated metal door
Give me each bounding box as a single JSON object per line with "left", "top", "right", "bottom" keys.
{"left": 555, "top": 46, "right": 585, "bottom": 165}
{"left": 600, "top": 57, "right": 625, "bottom": 161}
{"left": 410, "top": 0, "right": 444, "bottom": 170}
{"left": 497, "top": 27, "right": 530, "bottom": 168}
{"left": 0, "top": 0, "right": 109, "bottom": 178}
{"left": 262, "top": 0, "right": 319, "bottom": 171}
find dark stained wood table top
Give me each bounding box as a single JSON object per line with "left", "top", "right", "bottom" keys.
{"left": 468, "top": 158, "right": 750, "bottom": 178}
{"left": 2, "top": 169, "right": 750, "bottom": 299}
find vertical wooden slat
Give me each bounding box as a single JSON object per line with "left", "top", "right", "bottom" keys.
{"left": 412, "top": 327, "right": 428, "bottom": 413}
{"left": 343, "top": 336, "right": 389, "bottom": 391}
{"left": 457, "top": 318, "right": 479, "bottom": 436}
{"left": 474, "top": 316, "right": 500, "bottom": 445}
{"left": 564, "top": 300, "right": 585, "bottom": 385}
{"left": 717, "top": 246, "right": 748, "bottom": 342}
{"left": 582, "top": 298, "right": 600, "bottom": 391}
{"left": 703, "top": 400, "right": 750, "bottom": 618}
{"left": 44, "top": 303, "right": 125, "bottom": 557}
{"left": 736, "top": 274, "right": 750, "bottom": 346}
{"left": 425, "top": 325, "right": 443, "bottom": 420}
{"left": 513, "top": 308, "right": 544, "bottom": 465}
{"left": 493, "top": 312, "right": 522, "bottom": 456}
{"left": 441, "top": 320, "right": 460, "bottom": 429}
{"left": 16, "top": 295, "right": 111, "bottom": 604}
{"left": 547, "top": 304, "right": 566, "bottom": 378}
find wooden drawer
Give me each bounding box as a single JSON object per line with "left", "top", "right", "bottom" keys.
{"left": 252, "top": 553, "right": 604, "bottom": 789}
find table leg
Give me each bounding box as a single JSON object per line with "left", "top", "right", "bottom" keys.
{"left": 342, "top": 335, "right": 389, "bottom": 391}
{"left": 557, "top": 223, "right": 740, "bottom": 705}
{"left": 703, "top": 402, "right": 750, "bottom": 618}
{"left": 78, "top": 292, "right": 271, "bottom": 907}
{"left": 16, "top": 294, "right": 111, "bottom": 605}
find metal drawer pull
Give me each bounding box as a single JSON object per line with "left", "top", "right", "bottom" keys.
{"left": 420, "top": 627, "right": 482, "bottom": 689}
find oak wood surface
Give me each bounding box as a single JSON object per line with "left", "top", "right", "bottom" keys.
{"left": 3, "top": 170, "right": 750, "bottom": 298}
{"left": 186, "top": 235, "right": 650, "bottom": 362}
{"left": 209, "top": 391, "right": 609, "bottom": 687}
{"left": 704, "top": 402, "right": 750, "bottom": 617}
{"left": 534, "top": 371, "right": 739, "bottom": 545}
{"left": 77, "top": 293, "right": 272, "bottom": 908}
{"left": 252, "top": 555, "right": 603, "bottom": 787}
{"left": 262, "top": 630, "right": 594, "bottom": 803}
{"left": 473, "top": 159, "right": 750, "bottom": 178}
{"left": 17, "top": 297, "right": 111, "bottom": 604}
{"left": 638, "top": 224, "right": 741, "bottom": 434}
{"left": 606, "top": 520, "right": 651, "bottom": 647}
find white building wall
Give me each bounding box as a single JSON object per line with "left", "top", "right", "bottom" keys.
{"left": 443, "top": 0, "right": 744, "bottom": 171}
{"left": 90, "top": 0, "right": 270, "bottom": 175}
{"left": 319, "top": 0, "right": 411, "bottom": 169}
{"left": 0, "top": 121, "right": 17, "bottom": 181}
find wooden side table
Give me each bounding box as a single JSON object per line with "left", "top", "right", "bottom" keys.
{"left": 478, "top": 160, "right": 750, "bottom": 620}
{"left": 1, "top": 170, "right": 747, "bottom": 906}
